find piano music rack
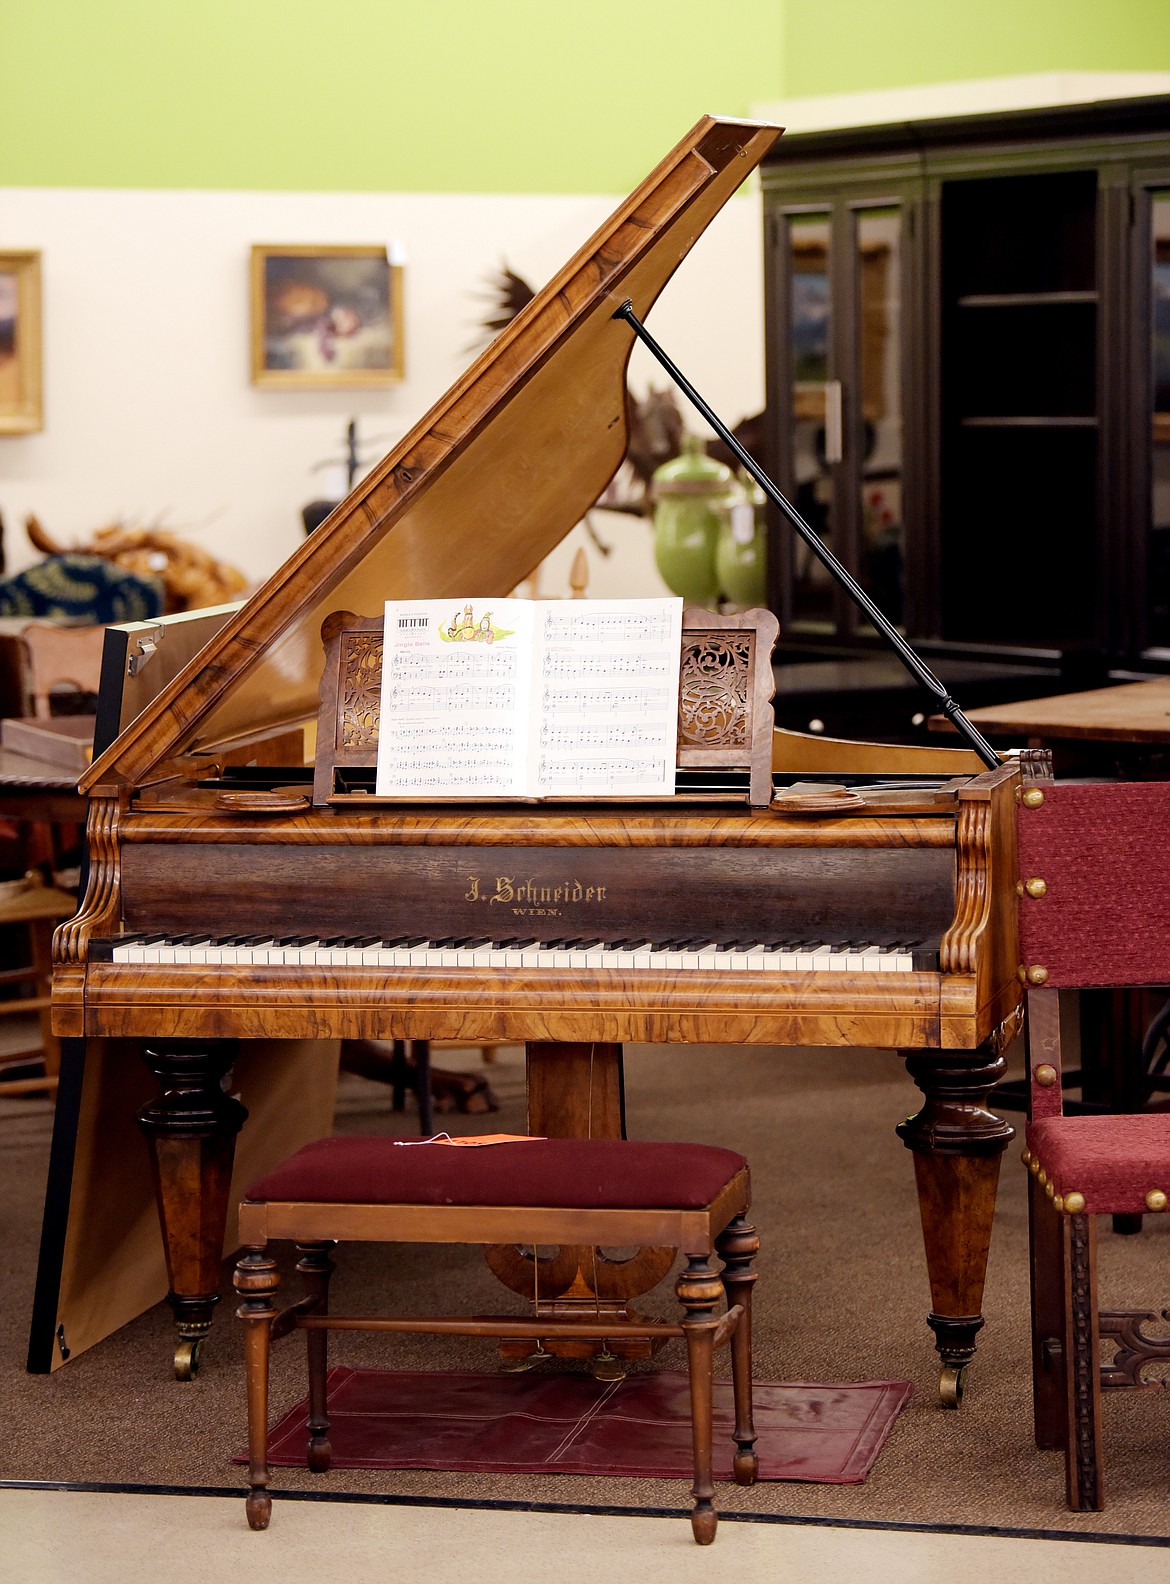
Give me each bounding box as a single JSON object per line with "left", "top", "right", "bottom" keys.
{"left": 313, "top": 605, "right": 779, "bottom": 807}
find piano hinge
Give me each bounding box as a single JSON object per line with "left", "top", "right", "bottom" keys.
{"left": 126, "top": 626, "right": 166, "bottom": 676}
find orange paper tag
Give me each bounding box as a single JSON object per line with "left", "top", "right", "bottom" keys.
{"left": 393, "top": 1132, "right": 545, "bottom": 1148}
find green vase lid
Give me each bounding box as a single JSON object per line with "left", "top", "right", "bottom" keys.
{"left": 651, "top": 433, "right": 734, "bottom": 498}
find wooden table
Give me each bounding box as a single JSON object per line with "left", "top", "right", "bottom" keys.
{"left": 961, "top": 676, "right": 1170, "bottom": 745}
{"left": 934, "top": 677, "right": 1170, "bottom": 777}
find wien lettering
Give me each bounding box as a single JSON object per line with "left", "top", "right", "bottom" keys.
{"left": 464, "top": 875, "right": 607, "bottom": 906}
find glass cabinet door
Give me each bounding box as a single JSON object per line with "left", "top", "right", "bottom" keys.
{"left": 1148, "top": 188, "right": 1170, "bottom": 654}
{"left": 767, "top": 195, "right": 907, "bottom": 645}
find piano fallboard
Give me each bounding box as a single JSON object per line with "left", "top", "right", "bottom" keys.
{"left": 115, "top": 828, "right": 957, "bottom": 945}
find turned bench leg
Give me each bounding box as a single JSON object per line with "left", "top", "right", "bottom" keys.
{"left": 233, "top": 1246, "right": 280, "bottom": 1531}
{"left": 717, "top": 1214, "right": 759, "bottom": 1485}
{"left": 677, "top": 1255, "right": 724, "bottom": 1544}
{"left": 297, "top": 1241, "right": 337, "bottom": 1473}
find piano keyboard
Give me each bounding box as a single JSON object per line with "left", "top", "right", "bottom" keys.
{"left": 104, "top": 934, "right": 937, "bottom": 973}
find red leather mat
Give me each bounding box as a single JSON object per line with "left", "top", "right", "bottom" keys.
{"left": 251, "top": 1367, "right": 911, "bottom": 1483}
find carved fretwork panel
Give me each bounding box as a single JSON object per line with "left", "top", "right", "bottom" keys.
{"left": 337, "top": 632, "right": 384, "bottom": 752}
{"left": 678, "top": 631, "right": 753, "bottom": 750}
{"left": 1099, "top": 1307, "right": 1170, "bottom": 1389}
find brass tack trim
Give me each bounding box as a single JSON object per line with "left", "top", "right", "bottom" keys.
{"left": 1063, "top": 1191, "right": 1084, "bottom": 1214}
{"left": 1022, "top": 787, "right": 1045, "bottom": 809}
{"left": 1146, "top": 1189, "right": 1167, "bottom": 1212}
{"left": 1045, "top": 1180, "right": 1056, "bottom": 1199}
{"left": 1024, "top": 877, "right": 1047, "bottom": 898}
{"left": 1053, "top": 1194, "right": 1065, "bottom": 1212}
{"left": 1029, "top": 1156, "right": 1041, "bottom": 1176}
{"left": 1021, "top": 1148, "right": 1032, "bottom": 1167}
{"left": 1038, "top": 1167, "right": 1048, "bottom": 1185}
{"left": 1034, "top": 1064, "right": 1058, "bottom": 1088}
{"left": 1026, "top": 965, "right": 1049, "bottom": 986}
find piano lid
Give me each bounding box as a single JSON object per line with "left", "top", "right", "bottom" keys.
{"left": 82, "top": 115, "right": 782, "bottom": 795}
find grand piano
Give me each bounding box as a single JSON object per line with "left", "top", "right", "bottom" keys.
{"left": 36, "top": 116, "right": 1023, "bottom": 1402}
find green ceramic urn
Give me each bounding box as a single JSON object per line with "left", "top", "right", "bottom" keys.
{"left": 650, "top": 434, "right": 734, "bottom": 603}
{"left": 714, "top": 469, "right": 767, "bottom": 608}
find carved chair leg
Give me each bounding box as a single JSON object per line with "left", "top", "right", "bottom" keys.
{"left": 233, "top": 1246, "right": 280, "bottom": 1530}
{"left": 1062, "top": 1213, "right": 1105, "bottom": 1510}
{"left": 1027, "top": 1171, "right": 1067, "bottom": 1451}
{"left": 297, "top": 1241, "right": 337, "bottom": 1473}
{"left": 715, "top": 1214, "right": 759, "bottom": 1485}
{"left": 677, "top": 1255, "right": 722, "bottom": 1544}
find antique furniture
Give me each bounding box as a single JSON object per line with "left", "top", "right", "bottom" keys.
{"left": 0, "top": 872, "right": 76, "bottom": 1097}
{"left": 1018, "top": 780, "right": 1170, "bottom": 1508}
{"left": 957, "top": 676, "right": 1170, "bottom": 779}
{"left": 762, "top": 94, "right": 1170, "bottom": 692}
{"left": 37, "top": 118, "right": 1023, "bottom": 1407}
{"left": 234, "top": 1135, "right": 757, "bottom": 1542}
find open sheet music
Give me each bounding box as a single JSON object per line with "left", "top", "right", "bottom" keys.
{"left": 375, "top": 597, "right": 683, "bottom": 799}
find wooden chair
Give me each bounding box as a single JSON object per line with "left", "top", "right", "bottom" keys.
{"left": 234, "top": 1135, "right": 758, "bottom": 1542}
{"left": 0, "top": 871, "right": 77, "bottom": 1096}
{"left": 1017, "top": 780, "right": 1170, "bottom": 1508}
{"left": 18, "top": 622, "right": 107, "bottom": 717}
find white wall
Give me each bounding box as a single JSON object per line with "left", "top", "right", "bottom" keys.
{"left": 0, "top": 184, "right": 765, "bottom": 600}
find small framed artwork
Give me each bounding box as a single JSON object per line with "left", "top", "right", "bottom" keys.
{"left": 0, "top": 250, "right": 43, "bottom": 435}
{"left": 251, "top": 244, "right": 404, "bottom": 389}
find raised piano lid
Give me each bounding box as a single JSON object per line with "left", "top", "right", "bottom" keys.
{"left": 80, "top": 115, "right": 782, "bottom": 797}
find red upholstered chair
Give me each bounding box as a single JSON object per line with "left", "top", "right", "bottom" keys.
{"left": 234, "top": 1135, "right": 758, "bottom": 1542}
{"left": 1017, "top": 780, "right": 1170, "bottom": 1509}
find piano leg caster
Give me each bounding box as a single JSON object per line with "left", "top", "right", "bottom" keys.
{"left": 938, "top": 1364, "right": 966, "bottom": 1408}
{"left": 174, "top": 1336, "right": 204, "bottom": 1381}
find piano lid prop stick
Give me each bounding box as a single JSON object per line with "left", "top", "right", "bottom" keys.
{"left": 611, "top": 299, "right": 1001, "bottom": 771}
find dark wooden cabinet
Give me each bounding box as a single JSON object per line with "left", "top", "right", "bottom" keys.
{"left": 762, "top": 95, "right": 1170, "bottom": 688}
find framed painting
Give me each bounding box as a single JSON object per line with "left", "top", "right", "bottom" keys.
{"left": 250, "top": 244, "right": 404, "bottom": 389}
{"left": 0, "top": 251, "right": 43, "bottom": 435}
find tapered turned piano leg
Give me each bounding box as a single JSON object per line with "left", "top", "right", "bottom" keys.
{"left": 136, "top": 1040, "right": 248, "bottom": 1379}
{"left": 897, "top": 1041, "right": 1014, "bottom": 1407}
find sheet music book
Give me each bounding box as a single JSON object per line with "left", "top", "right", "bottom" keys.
{"left": 375, "top": 597, "right": 683, "bottom": 799}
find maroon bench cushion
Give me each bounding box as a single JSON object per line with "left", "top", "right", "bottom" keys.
{"left": 245, "top": 1136, "right": 747, "bottom": 1210}
{"left": 1026, "top": 1114, "right": 1170, "bottom": 1216}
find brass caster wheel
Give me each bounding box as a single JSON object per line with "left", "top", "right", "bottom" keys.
{"left": 939, "top": 1364, "right": 966, "bottom": 1408}
{"left": 174, "top": 1336, "right": 203, "bottom": 1381}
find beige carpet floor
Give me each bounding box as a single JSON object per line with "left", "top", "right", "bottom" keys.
{"left": 4, "top": 1041, "right": 1170, "bottom": 1539}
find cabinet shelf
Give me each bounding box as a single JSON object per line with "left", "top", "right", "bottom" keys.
{"left": 959, "top": 415, "right": 1098, "bottom": 429}
{"left": 956, "top": 291, "right": 1098, "bottom": 308}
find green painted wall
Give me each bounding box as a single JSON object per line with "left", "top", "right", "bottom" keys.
{"left": 784, "top": 0, "right": 1170, "bottom": 97}
{"left": 2, "top": 0, "right": 1169, "bottom": 193}
{"left": 0, "top": 0, "right": 783, "bottom": 194}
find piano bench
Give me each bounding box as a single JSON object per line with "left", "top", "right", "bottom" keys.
{"left": 234, "top": 1135, "right": 758, "bottom": 1544}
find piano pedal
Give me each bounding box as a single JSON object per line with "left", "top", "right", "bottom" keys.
{"left": 589, "top": 1348, "right": 628, "bottom": 1383}
{"left": 498, "top": 1348, "right": 546, "bottom": 1373}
